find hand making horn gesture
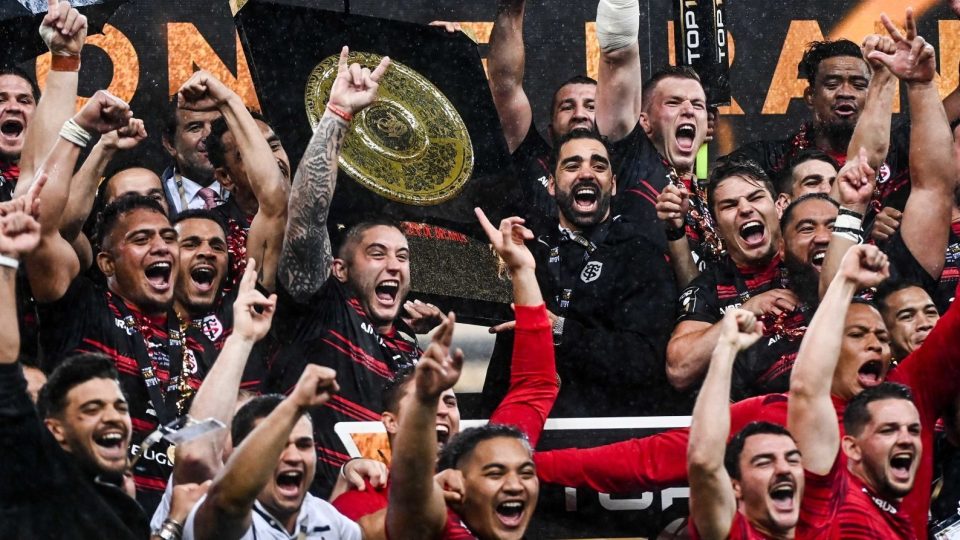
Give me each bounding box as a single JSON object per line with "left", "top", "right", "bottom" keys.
{"left": 327, "top": 46, "right": 391, "bottom": 118}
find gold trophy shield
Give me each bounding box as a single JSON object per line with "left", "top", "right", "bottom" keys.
{"left": 305, "top": 52, "right": 475, "bottom": 206}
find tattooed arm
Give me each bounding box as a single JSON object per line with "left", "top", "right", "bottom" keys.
{"left": 278, "top": 46, "right": 391, "bottom": 301}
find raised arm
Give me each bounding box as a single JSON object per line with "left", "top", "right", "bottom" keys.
{"left": 192, "top": 364, "right": 339, "bottom": 540}
{"left": 15, "top": 0, "right": 86, "bottom": 186}
{"left": 688, "top": 309, "right": 763, "bottom": 540}
{"left": 279, "top": 47, "right": 390, "bottom": 301}
{"left": 387, "top": 316, "right": 463, "bottom": 540}
{"left": 789, "top": 245, "right": 888, "bottom": 475}
{"left": 0, "top": 201, "right": 42, "bottom": 362}
{"left": 23, "top": 91, "right": 131, "bottom": 303}
{"left": 818, "top": 149, "right": 875, "bottom": 298}
{"left": 178, "top": 70, "right": 289, "bottom": 291}
{"left": 869, "top": 10, "right": 955, "bottom": 280}
{"left": 656, "top": 183, "right": 700, "bottom": 287}
{"left": 174, "top": 259, "right": 277, "bottom": 485}
{"left": 487, "top": 0, "right": 532, "bottom": 153}
{"left": 845, "top": 35, "right": 896, "bottom": 170}
{"left": 594, "top": 0, "right": 642, "bottom": 142}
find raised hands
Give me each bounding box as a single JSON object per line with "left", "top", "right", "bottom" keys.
{"left": 231, "top": 258, "right": 278, "bottom": 342}
{"left": 327, "top": 46, "right": 391, "bottom": 116}
{"left": 40, "top": 0, "right": 87, "bottom": 57}
{"left": 73, "top": 90, "right": 132, "bottom": 134}
{"left": 656, "top": 183, "right": 691, "bottom": 232}
{"left": 177, "top": 70, "right": 236, "bottom": 112}
{"left": 340, "top": 458, "right": 389, "bottom": 491}
{"left": 401, "top": 299, "right": 446, "bottom": 335}
{"left": 414, "top": 313, "right": 463, "bottom": 402}
{"left": 289, "top": 364, "right": 340, "bottom": 411}
{"left": 838, "top": 244, "right": 890, "bottom": 289}
{"left": 717, "top": 308, "right": 764, "bottom": 351}
{"left": 834, "top": 147, "right": 876, "bottom": 209}
{"left": 869, "top": 9, "right": 937, "bottom": 84}
{"left": 100, "top": 118, "right": 147, "bottom": 152}
{"left": 861, "top": 34, "right": 897, "bottom": 75}
{"left": 475, "top": 207, "right": 535, "bottom": 273}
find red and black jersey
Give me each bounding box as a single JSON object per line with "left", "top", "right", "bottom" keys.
{"left": 881, "top": 228, "right": 957, "bottom": 313}
{"left": 689, "top": 511, "right": 779, "bottom": 540}
{"left": 0, "top": 159, "right": 17, "bottom": 202}
{"left": 510, "top": 121, "right": 558, "bottom": 223}
{"left": 36, "top": 277, "right": 216, "bottom": 513}
{"left": 802, "top": 459, "right": 916, "bottom": 539}
{"left": 212, "top": 197, "right": 254, "bottom": 293}
{"left": 264, "top": 277, "right": 420, "bottom": 497}
{"left": 936, "top": 222, "right": 960, "bottom": 312}
{"left": 726, "top": 120, "right": 912, "bottom": 216}
{"left": 677, "top": 255, "right": 809, "bottom": 399}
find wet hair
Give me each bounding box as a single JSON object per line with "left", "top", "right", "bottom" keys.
{"left": 640, "top": 66, "right": 702, "bottom": 112}
{"left": 706, "top": 157, "right": 776, "bottom": 212}
{"left": 550, "top": 129, "right": 612, "bottom": 173}
{"left": 232, "top": 394, "right": 313, "bottom": 445}
{"left": 381, "top": 365, "right": 417, "bottom": 414}
{"left": 798, "top": 40, "right": 865, "bottom": 86}
{"left": 37, "top": 354, "right": 119, "bottom": 419}
{"left": 335, "top": 217, "right": 406, "bottom": 261}
{"left": 550, "top": 74, "right": 597, "bottom": 115}
{"left": 776, "top": 148, "right": 839, "bottom": 196}
{"left": 171, "top": 208, "right": 229, "bottom": 238}
{"left": 438, "top": 423, "right": 531, "bottom": 471}
{"left": 95, "top": 194, "right": 168, "bottom": 250}
{"left": 205, "top": 110, "right": 270, "bottom": 170}
{"left": 0, "top": 65, "right": 41, "bottom": 101}
{"left": 874, "top": 281, "right": 930, "bottom": 316}
{"left": 723, "top": 421, "right": 796, "bottom": 480}
{"left": 780, "top": 192, "right": 839, "bottom": 231}
{"left": 843, "top": 382, "right": 914, "bottom": 437}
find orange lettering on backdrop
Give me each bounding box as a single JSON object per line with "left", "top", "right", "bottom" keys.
{"left": 166, "top": 23, "right": 260, "bottom": 111}
{"left": 939, "top": 20, "right": 960, "bottom": 99}
{"left": 761, "top": 20, "right": 824, "bottom": 114}
{"left": 586, "top": 22, "right": 599, "bottom": 80}
{"left": 458, "top": 22, "right": 494, "bottom": 76}
{"left": 35, "top": 23, "right": 139, "bottom": 109}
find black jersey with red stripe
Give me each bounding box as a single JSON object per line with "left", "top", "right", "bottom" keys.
{"left": 677, "top": 255, "right": 809, "bottom": 399}
{"left": 936, "top": 222, "right": 960, "bottom": 312}
{"left": 264, "top": 277, "right": 420, "bottom": 497}
{"left": 36, "top": 277, "right": 216, "bottom": 513}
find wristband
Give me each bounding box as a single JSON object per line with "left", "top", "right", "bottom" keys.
{"left": 664, "top": 224, "right": 686, "bottom": 242}
{"left": 0, "top": 254, "right": 19, "bottom": 270}
{"left": 59, "top": 118, "right": 93, "bottom": 148}
{"left": 339, "top": 457, "right": 362, "bottom": 480}
{"left": 156, "top": 518, "right": 183, "bottom": 540}
{"left": 552, "top": 316, "right": 565, "bottom": 345}
{"left": 326, "top": 103, "right": 353, "bottom": 122}
{"left": 837, "top": 206, "right": 864, "bottom": 220}
{"left": 832, "top": 227, "right": 863, "bottom": 244}
{"left": 834, "top": 207, "right": 863, "bottom": 233}
{"left": 50, "top": 54, "right": 81, "bottom": 72}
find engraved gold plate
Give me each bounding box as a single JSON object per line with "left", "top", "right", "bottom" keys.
{"left": 305, "top": 52, "right": 475, "bottom": 206}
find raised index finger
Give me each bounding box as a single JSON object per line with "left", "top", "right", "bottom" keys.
{"left": 337, "top": 46, "right": 349, "bottom": 75}
{"left": 239, "top": 257, "right": 257, "bottom": 292}
{"left": 474, "top": 207, "right": 499, "bottom": 243}
{"left": 47, "top": 0, "right": 59, "bottom": 17}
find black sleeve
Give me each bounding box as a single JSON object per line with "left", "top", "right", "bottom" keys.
{"left": 35, "top": 278, "right": 99, "bottom": 373}
{"left": 883, "top": 231, "right": 939, "bottom": 293}
{"left": 479, "top": 332, "right": 515, "bottom": 417}
{"left": 271, "top": 277, "right": 340, "bottom": 345}
{"left": 510, "top": 120, "right": 557, "bottom": 222}
{"left": 676, "top": 266, "right": 721, "bottom": 324}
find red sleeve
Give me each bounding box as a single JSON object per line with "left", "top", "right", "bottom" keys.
{"left": 533, "top": 395, "right": 786, "bottom": 493}
{"left": 798, "top": 456, "right": 842, "bottom": 537}
{"left": 489, "top": 304, "right": 557, "bottom": 448}
{"left": 330, "top": 481, "right": 388, "bottom": 521}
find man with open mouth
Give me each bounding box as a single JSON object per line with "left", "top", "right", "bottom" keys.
{"left": 688, "top": 309, "right": 806, "bottom": 540}
{"left": 484, "top": 129, "right": 683, "bottom": 418}
{"left": 0, "top": 197, "right": 147, "bottom": 539}
{"left": 21, "top": 91, "right": 217, "bottom": 513}
{"left": 789, "top": 244, "right": 920, "bottom": 538}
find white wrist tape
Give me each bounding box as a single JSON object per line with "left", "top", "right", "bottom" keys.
{"left": 59, "top": 118, "right": 93, "bottom": 148}
{"left": 596, "top": 0, "right": 639, "bottom": 52}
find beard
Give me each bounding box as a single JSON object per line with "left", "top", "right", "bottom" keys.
{"left": 555, "top": 187, "right": 613, "bottom": 229}
{"left": 784, "top": 255, "right": 820, "bottom": 309}
{"left": 815, "top": 119, "right": 855, "bottom": 153}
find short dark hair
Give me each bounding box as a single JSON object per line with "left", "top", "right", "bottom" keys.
{"left": 874, "top": 281, "right": 930, "bottom": 316}
{"left": 798, "top": 40, "right": 865, "bottom": 86}
{"left": 205, "top": 110, "right": 270, "bottom": 170}
{"left": 172, "top": 208, "right": 229, "bottom": 238}
{"left": 723, "top": 421, "right": 796, "bottom": 480}
{"left": 37, "top": 354, "right": 119, "bottom": 419}
{"left": 843, "top": 382, "right": 914, "bottom": 437}
{"left": 641, "top": 66, "right": 702, "bottom": 112}
{"left": 96, "top": 194, "right": 169, "bottom": 249}
{"left": 550, "top": 129, "right": 611, "bottom": 173}
{"left": 707, "top": 157, "right": 776, "bottom": 212}
{"left": 335, "top": 217, "right": 406, "bottom": 261}
{"left": 0, "top": 65, "right": 40, "bottom": 101}
{"left": 163, "top": 95, "right": 180, "bottom": 144}
{"left": 438, "top": 423, "right": 531, "bottom": 471}
{"left": 381, "top": 365, "right": 417, "bottom": 414}
{"left": 550, "top": 74, "right": 597, "bottom": 115}
{"left": 777, "top": 148, "right": 839, "bottom": 196}
{"left": 231, "top": 394, "right": 313, "bottom": 445}
{"left": 780, "top": 192, "right": 839, "bottom": 231}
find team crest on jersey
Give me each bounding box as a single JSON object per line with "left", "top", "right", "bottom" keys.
{"left": 580, "top": 261, "right": 603, "bottom": 283}
{"left": 680, "top": 287, "right": 699, "bottom": 314}
{"left": 877, "top": 162, "right": 891, "bottom": 183}
{"left": 183, "top": 349, "right": 199, "bottom": 375}
{"left": 199, "top": 314, "right": 223, "bottom": 342}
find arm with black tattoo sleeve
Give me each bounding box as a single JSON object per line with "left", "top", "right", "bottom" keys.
{"left": 278, "top": 46, "right": 390, "bottom": 302}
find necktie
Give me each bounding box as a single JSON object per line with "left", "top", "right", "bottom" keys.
{"left": 197, "top": 187, "right": 219, "bottom": 210}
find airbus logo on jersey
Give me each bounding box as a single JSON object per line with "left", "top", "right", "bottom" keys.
{"left": 581, "top": 261, "right": 603, "bottom": 283}
{"left": 863, "top": 488, "right": 897, "bottom": 514}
